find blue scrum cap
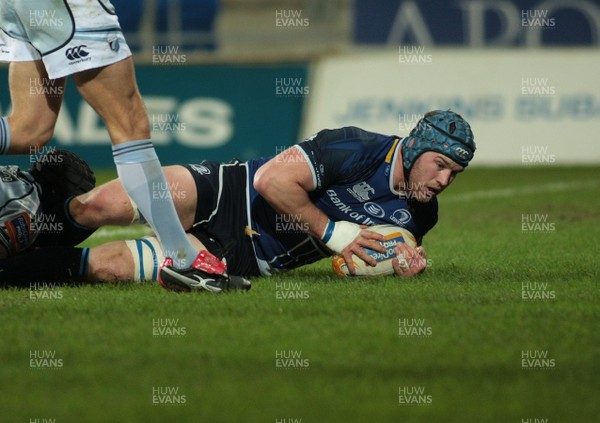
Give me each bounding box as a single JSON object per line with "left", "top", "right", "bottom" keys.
{"left": 401, "top": 110, "right": 476, "bottom": 173}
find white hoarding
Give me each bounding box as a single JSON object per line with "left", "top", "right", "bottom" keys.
{"left": 303, "top": 49, "right": 600, "bottom": 165}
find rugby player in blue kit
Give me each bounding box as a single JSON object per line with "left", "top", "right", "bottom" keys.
{"left": 0, "top": 110, "right": 475, "bottom": 292}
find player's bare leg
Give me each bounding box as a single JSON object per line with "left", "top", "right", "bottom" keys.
{"left": 88, "top": 234, "right": 206, "bottom": 283}
{"left": 72, "top": 57, "right": 201, "bottom": 272}
{"left": 71, "top": 57, "right": 149, "bottom": 144}
{"left": 70, "top": 165, "right": 198, "bottom": 230}
{"left": 1, "top": 61, "right": 65, "bottom": 154}
{"left": 67, "top": 159, "right": 250, "bottom": 291}
{"left": 0, "top": 234, "right": 203, "bottom": 287}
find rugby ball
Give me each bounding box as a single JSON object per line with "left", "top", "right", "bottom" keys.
{"left": 331, "top": 225, "right": 417, "bottom": 277}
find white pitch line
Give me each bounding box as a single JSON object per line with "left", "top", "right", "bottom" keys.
{"left": 443, "top": 180, "right": 599, "bottom": 203}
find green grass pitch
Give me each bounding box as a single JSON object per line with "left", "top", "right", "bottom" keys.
{"left": 1, "top": 166, "right": 598, "bottom": 422}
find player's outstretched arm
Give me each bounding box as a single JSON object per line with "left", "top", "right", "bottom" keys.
{"left": 254, "top": 147, "right": 386, "bottom": 273}
{"left": 69, "top": 165, "right": 197, "bottom": 230}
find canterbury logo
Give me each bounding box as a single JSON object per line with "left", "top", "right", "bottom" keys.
{"left": 454, "top": 146, "right": 470, "bottom": 160}
{"left": 65, "top": 45, "right": 90, "bottom": 60}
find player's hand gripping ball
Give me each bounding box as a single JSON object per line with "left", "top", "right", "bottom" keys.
{"left": 332, "top": 224, "right": 417, "bottom": 277}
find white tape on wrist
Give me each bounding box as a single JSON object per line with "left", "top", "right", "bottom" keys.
{"left": 321, "top": 220, "right": 361, "bottom": 254}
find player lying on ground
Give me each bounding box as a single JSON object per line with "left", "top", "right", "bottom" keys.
{"left": 0, "top": 111, "right": 475, "bottom": 292}
{"left": 0, "top": 0, "right": 214, "bottom": 291}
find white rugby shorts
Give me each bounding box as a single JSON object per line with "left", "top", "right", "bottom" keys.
{"left": 0, "top": 0, "right": 131, "bottom": 79}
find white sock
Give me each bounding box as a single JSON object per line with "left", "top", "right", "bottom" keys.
{"left": 112, "top": 140, "right": 198, "bottom": 269}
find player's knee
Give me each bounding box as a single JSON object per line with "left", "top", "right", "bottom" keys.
{"left": 69, "top": 195, "right": 112, "bottom": 228}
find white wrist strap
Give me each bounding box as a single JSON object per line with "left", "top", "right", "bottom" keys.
{"left": 321, "top": 220, "right": 361, "bottom": 254}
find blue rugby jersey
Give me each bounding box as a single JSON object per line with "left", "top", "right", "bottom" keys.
{"left": 245, "top": 127, "right": 438, "bottom": 275}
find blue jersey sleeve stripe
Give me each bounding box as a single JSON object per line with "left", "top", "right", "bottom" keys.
{"left": 293, "top": 145, "right": 317, "bottom": 189}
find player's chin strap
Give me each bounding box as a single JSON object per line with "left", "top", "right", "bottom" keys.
{"left": 321, "top": 219, "right": 361, "bottom": 254}
{"left": 402, "top": 162, "right": 412, "bottom": 197}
